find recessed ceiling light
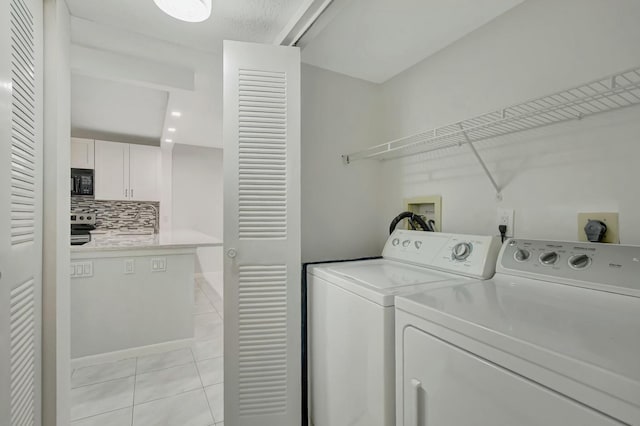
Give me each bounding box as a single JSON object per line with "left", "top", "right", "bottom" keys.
{"left": 153, "top": 0, "right": 212, "bottom": 23}
{"left": 171, "top": 111, "right": 182, "bottom": 117}
{"left": 168, "top": 127, "right": 176, "bottom": 132}
{"left": 165, "top": 139, "right": 173, "bottom": 143}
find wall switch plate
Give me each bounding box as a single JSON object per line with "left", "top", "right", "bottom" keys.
{"left": 151, "top": 257, "right": 167, "bottom": 272}
{"left": 497, "top": 208, "right": 515, "bottom": 238}
{"left": 124, "top": 259, "right": 135, "bottom": 274}
{"left": 71, "top": 261, "right": 93, "bottom": 278}
{"left": 577, "top": 212, "right": 619, "bottom": 243}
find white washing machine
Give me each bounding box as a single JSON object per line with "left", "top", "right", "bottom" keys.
{"left": 307, "top": 230, "right": 501, "bottom": 426}
{"left": 395, "top": 238, "right": 640, "bottom": 426}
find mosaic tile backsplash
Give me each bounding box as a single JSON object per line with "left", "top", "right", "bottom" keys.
{"left": 71, "top": 196, "right": 160, "bottom": 231}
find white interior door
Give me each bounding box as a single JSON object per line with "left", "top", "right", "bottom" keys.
{"left": 223, "top": 40, "right": 301, "bottom": 426}
{"left": 129, "top": 144, "right": 160, "bottom": 202}
{"left": 94, "top": 140, "right": 129, "bottom": 200}
{"left": 0, "top": 0, "right": 43, "bottom": 424}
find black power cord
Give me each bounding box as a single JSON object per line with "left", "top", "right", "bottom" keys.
{"left": 499, "top": 224, "right": 507, "bottom": 243}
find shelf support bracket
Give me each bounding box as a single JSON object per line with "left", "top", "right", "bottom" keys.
{"left": 459, "top": 125, "right": 502, "bottom": 200}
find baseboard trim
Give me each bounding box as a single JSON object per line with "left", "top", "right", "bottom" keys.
{"left": 71, "top": 338, "right": 195, "bottom": 370}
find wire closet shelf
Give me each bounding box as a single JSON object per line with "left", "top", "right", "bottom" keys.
{"left": 342, "top": 66, "right": 640, "bottom": 196}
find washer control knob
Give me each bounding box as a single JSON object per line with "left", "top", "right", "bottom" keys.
{"left": 392, "top": 238, "right": 400, "bottom": 246}
{"left": 569, "top": 254, "right": 591, "bottom": 270}
{"left": 414, "top": 241, "right": 422, "bottom": 249}
{"left": 508, "top": 240, "right": 518, "bottom": 247}
{"left": 539, "top": 251, "right": 559, "bottom": 266}
{"left": 514, "top": 249, "right": 530, "bottom": 262}
{"left": 402, "top": 240, "right": 411, "bottom": 248}
{"left": 79, "top": 216, "right": 85, "bottom": 220}
{"left": 452, "top": 242, "right": 472, "bottom": 261}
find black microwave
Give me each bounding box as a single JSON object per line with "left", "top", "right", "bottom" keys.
{"left": 71, "top": 168, "right": 94, "bottom": 196}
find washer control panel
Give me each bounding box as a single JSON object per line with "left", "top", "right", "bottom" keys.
{"left": 383, "top": 230, "right": 502, "bottom": 279}
{"left": 499, "top": 239, "right": 640, "bottom": 296}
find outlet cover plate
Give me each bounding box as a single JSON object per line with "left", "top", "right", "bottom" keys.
{"left": 577, "top": 212, "right": 619, "bottom": 243}
{"left": 497, "top": 208, "right": 515, "bottom": 238}
{"left": 124, "top": 259, "right": 135, "bottom": 274}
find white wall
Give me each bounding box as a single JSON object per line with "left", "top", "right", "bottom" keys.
{"left": 376, "top": 0, "right": 640, "bottom": 244}
{"left": 301, "top": 64, "right": 387, "bottom": 262}
{"left": 172, "top": 144, "right": 223, "bottom": 285}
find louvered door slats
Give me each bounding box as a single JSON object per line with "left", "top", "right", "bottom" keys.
{"left": 238, "top": 68, "right": 288, "bottom": 239}
{"left": 4, "top": 0, "right": 39, "bottom": 424}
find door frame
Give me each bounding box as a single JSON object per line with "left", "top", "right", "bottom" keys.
{"left": 42, "top": 0, "right": 72, "bottom": 424}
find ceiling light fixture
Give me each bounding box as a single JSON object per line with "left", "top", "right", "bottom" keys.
{"left": 171, "top": 111, "right": 182, "bottom": 117}
{"left": 168, "top": 127, "right": 176, "bottom": 132}
{"left": 165, "top": 139, "right": 173, "bottom": 143}
{"left": 153, "top": 0, "right": 212, "bottom": 23}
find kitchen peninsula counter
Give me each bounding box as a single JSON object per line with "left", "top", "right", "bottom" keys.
{"left": 70, "top": 229, "right": 223, "bottom": 362}
{"left": 71, "top": 229, "right": 222, "bottom": 253}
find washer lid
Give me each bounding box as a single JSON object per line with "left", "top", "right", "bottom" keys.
{"left": 396, "top": 275, "right": 640, "bottom": 413}
{"left": 309, "top": 259, "right": 469, "bottom": 306}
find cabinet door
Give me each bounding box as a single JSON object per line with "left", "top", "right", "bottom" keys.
{"left": 129, "top": 144, "right": 160, "bottom": 201}
{"left": 70, "top": 137, "right": 95, "bottom": 169}
{"left": 95, "top": 140, "right": 129, "bottom": 200}
{"left": 401, "top": 327, "right": 623, "bottom": 426}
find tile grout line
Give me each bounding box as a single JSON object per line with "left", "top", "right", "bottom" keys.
{"left": 192, "top": 347, "right": 217, "bottom": 424}
{"left": 71, "top": 405, "right": 134, "bottom": 424}
{"left": 131, "top": 356, "right": 138, "bottom": 426}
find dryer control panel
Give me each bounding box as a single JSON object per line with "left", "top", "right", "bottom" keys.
{"left": 382, "top": 230, "right": 502, "bottom": 279}
{"left": 499, "top": 239, "right": 640, "bottom": 297}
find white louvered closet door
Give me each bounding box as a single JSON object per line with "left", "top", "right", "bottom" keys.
{"left": 223, "top": 41, "right": 301, "bottom": 426}
{"left": 0, "top": 0, "right": 43, "bottom": 424}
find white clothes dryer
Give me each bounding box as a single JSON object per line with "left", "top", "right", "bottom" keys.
{"left": 395, "top": 238, "right": 640, "bottom": 426}
{"left": 307, "top": 230, "right": 501, "bottom": 426}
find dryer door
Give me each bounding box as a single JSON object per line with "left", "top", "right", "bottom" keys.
{"left": 400, "top": 326, "right": 623, "bottom": 426}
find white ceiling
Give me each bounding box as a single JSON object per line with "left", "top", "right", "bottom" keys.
{"left": 71, "top": 74, "right": 168, "bottom": 141}
{"left": 301, "top": 0, "right": 525, "bottom": 83}
{"left": 65, "top": 0, "right": 303, "bottom": 54}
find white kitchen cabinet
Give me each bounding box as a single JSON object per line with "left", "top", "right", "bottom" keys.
{"left": 71, "top": 137, "right": 95, "bottom": 169}
{"left": 94, "top": 140, "right": 160, "bottom": 201}
{"left": 129, "top": 144, "right": 160, "bottom": 201}
{"left": 95, "top": 140, "right": 129, "bottom": 200}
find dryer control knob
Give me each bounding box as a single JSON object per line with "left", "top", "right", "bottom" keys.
{"left": 452, "top": 242, "right": 472, "bottom": 261}
{"left": 392, "top": 238, "right": 400, "bottom": 246}
{"left": 402, "top": 240, "right": 411, "bottom": 248}
{"left": 568, "top": 254, "right": 591, "bottom": 270}
{"left": 539, "top": 251, "right": 559, "bottom": 266}
{"left": 514, "top": 249, "right": 530, "bottom": 262}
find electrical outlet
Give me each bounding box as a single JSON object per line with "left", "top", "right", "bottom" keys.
{"left": 577, "top": 212, "right": 619, "bottom": 243}
{"left": 124, "top": 259, "right": 135, "bottom": 274}
{"left": 151, "top": 257, "right": 167, "bottom": 272}
{"left": 497, "top": 208, "right": 515, "bottom": 238}
{"left": 70, "top": 261, "right": 93, "bottom": 278}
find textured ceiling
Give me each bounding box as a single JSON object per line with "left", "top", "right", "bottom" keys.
{"left": 65, "top": 0, "right": 303, "bottom": 54}
{"left": 302, "top": 0, "right": 525, "bottom": 83}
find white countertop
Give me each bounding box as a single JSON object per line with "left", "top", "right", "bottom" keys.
{"left": 71, "top": 229, "right": 223, "bottom": 252}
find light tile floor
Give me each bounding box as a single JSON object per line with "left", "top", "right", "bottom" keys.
{"left": 70, "top": 278, "right": 224, "bottom": 426}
